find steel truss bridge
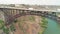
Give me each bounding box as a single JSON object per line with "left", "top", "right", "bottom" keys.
{"left": 0, "top": 7, "right": 60, "bottom": 25}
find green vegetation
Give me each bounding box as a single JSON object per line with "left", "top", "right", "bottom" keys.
{"left": 10, "top": 24, "right": 15, "bottom": 31}
{"left": 41, "top": 17, "right": 48, "bottom": 28}
{"left": 0, "top": 20, "right": 4, "bottom": 29}
{"left": 18, "top": 19, "right": 24, "bottom": 30}
{"left": 0, "top": 20, "right": 10, "bottom": 34}
{"left": 38, "top": 32, "right": 40, "bottom": 34}
{"left": 19, "top": 22, "right": 27, "bottom": 34}
{"left": 38, "top": 17, "right": 48, "bottom": 34}
{"left": 29, "top": 16, "right": 35, "bottom": 22}
{"left": 14, "top": 19, "right": 17, "bottom": 23}
{"left": 3, "top": 27, "right": 9, "bottom": 34}
{"left": 18, "top": 18, "right": 28, "bottom": 34}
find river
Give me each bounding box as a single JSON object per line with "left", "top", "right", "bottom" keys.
{"left": 43, "top": 18, "right": 60, "bottom": 34}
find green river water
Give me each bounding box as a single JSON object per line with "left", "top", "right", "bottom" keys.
{"left": 43, "top": 18, "right": 60, "bottom": 34}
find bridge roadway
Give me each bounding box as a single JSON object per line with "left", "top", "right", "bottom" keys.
{"left": 0, "top": 7, "right": 56, "bottom": 12}
{"left": 0, "top": 7, "right": 59, "bottom": 25}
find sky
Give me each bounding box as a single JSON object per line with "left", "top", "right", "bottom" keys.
{"left": 0, "top": 0, "right": 60, "bottom": 5}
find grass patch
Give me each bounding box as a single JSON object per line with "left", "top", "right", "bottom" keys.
{"left": 10, "top": 24, "right": 15, "bottom": 31}
{"left": 38, "top": 17, "right": 48, "bottom": 34}
{"left": 28, "top": 16, "right": 35, "bottom": 22}
{"left": 38, "top": 32, "right": 40, "bottom": 34}
{"left": 0, "top": 20, "right": 9, "bottom": 34}
{"left": 18, "top": 19, "right": 27, "bottom": 34}
{"left": 3, "top": 26, "right": 9, "bottom": 34}
{"left": 0, "top": 20, "right": 4, "bottom": 29}
{"left": 41, "top": 17, "right": 48, "bottom": 28}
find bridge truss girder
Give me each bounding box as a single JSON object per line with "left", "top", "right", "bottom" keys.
{"left": 0, "top": 8, "right": 58, "bottom": 25}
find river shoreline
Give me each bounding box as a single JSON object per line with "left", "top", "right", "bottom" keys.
{"left": 43, "top": 18, "right": 60, "bottom": 34}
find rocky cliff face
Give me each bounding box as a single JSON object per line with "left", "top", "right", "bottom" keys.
{"left": 13, "top": 15, "right": 43, "bottom": 34}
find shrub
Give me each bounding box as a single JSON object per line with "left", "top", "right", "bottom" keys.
{"left": 14, "top": 19, "right": 17, "bottom": 23}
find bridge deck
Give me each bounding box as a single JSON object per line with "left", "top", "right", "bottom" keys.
{"left": 0, "top": 7, "right": 57, "bottom": 12}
